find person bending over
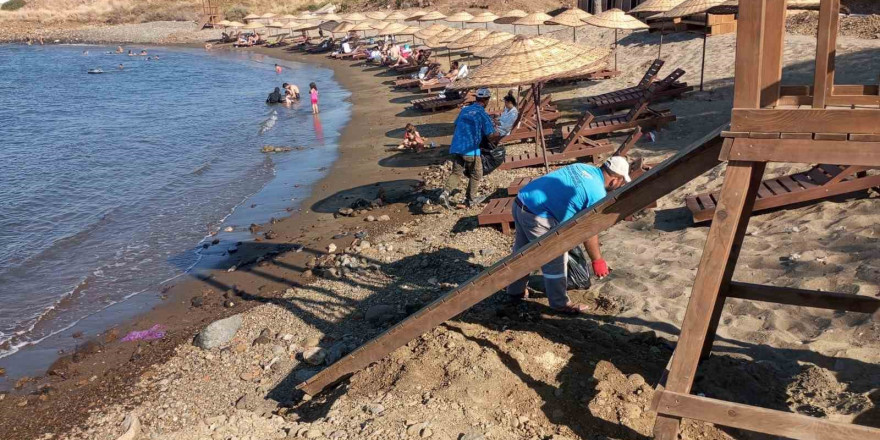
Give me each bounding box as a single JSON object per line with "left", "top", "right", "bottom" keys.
{"left": 504, "top": 157, "right": 631, "bottom": 314}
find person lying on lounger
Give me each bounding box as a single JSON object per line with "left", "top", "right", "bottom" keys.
{"left": 421, "top": 61, "right": 467, "bottom": 88}
{"left": 495, "top": 94, "right": 519, "bottom": 136}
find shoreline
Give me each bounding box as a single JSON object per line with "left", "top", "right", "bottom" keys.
{"left": 0, "top": 43, "right": 437, "bottom": 439}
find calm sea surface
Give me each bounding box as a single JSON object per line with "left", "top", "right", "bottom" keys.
{"left": 0, "top": 45, "right": 350, "bottom": 383}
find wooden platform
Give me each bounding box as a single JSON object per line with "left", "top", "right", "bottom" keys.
{"left": 686, "top": 164, "right": 880, "bottom": 223}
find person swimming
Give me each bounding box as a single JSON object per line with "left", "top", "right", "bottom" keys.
{"left": 116, "top": 46, "right": 124, "bottom": 53}
{"left": 140, "top": 50, "right": 148, "bottom": 56}
{"left": 118, "top": 64, "right": 124, "bottom": 70}
{"left": 128, "top": 50, "right": 134, "bottom": 56}
{"left": 266, "top": 87, "right": 283, "bottom": 104}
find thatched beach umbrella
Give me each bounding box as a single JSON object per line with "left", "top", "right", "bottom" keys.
{"left": 242, "top": 22, "right": 264, "bottom": 30}
{"left": 494, "top": 9, "right": 528, "bottom": 33}
{"left": 583, "top": 9, "right": 648, "bottom": 71}
{"left": 446, "top": 28, "right": 491, "bottom": 50}
{"left": 446, "top": 11, "right": 475, "bottom": 29}
{"left": 468, "top": 11, "right": 499, "bottom": 29}
{"left": 344, "top": 12, "right": 368, "bottom": 22}
{"left": 386, "top": 11, "right": 409, "bottom": 21}
{"left": 513, "top": 12, "right": 554, "bottom": 35}
{"left": 243, "top": 13, "right": 260, "bottom": 22}
{"left": 378, "top": 22, "right": 407, "bottom": 36}
{"left": 218, "top": 19, "right": 231, "bottom": 27}
{"left": 418, "top": 11, "right": 447, "bottom": 22}
{"left": 663, "top": 0, "right": 725, "bottom": 90}
{"left": 469, "top": 31, "right": 515, "bottom": 53}
{"left": 260, "top": 12, "right": 276, "bottom": 24}
{"left": 227, "top": 21, "right": 245, "bottom": 28}
{"left": 451, "top": 35, "right": 610, "bottom": 171}
{"left": 547, "top": 8, "right": 591, "bottom": 42}
{"left": 280, "top": 14, "right": 296, "bottom": 22}
{"left": 321, "top": 12, "right": 342, "bottom": 21}
{"left": 371, "top": 20, "right": 393, "bottom": 30}
{"left": 629, "top": 0, "right": 686, "bottom": 58}
{"left": 365, "top": 11, "right": 388, "bottom": 20}
{"left": 330, "top": 21, "right": 355, "bottom": 35}
{"left": 350, "top": 21, "right": 376, "bottom": 37}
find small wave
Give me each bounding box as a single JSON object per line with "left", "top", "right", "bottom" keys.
{"left": 191, "top": 162, "right": 212, "bottom": 175}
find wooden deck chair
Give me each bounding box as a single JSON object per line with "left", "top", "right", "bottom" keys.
{"left": 547, "top": 68, "right": 623, "bottom": 86}
{"left": 686, "top": 165, "right": 880, "bottom": 223}
{"left": 498, "top": 125, "right": 642, "bottom": 172}
{"left": 265, "top": 34, "right": 287, "bottom": 48}
{"left": 479, "top": 155, "right": 655, "bottom": 234}
{"left": 585, "top": 68, "right": 692, "bottom": 112}
{"left": 495, "top": 92, "right": 561, "bottom": 145}
{"left": 559, "top": 84, "right": 676, "bottom": 142}
{"left": 411, "top": 90, "right": 474, "bottom": 112}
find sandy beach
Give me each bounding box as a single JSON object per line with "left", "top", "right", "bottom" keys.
{"left": 0, "top": 14, "right": 878, "bottom": 440}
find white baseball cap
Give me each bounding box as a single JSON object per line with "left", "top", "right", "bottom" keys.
{"left": 603, "top": 156, "right": 631, "bottom": 182}
{"left": 475, "top": 88, "right": 491, "bottom": 98}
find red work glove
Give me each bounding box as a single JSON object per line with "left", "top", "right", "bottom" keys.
{"left": 592, "top": 259, "right": 610, "bottom": 278}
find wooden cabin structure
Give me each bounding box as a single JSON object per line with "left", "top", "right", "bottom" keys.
{"left": 198, "top": 0, "right": 221, "bottom": 30}
{"left": 293, "top": 2, "right": 880, "bottom": 439}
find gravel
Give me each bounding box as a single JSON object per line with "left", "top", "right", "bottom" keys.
{"left": 1, "top": 21, "right": 223, "bottom": 44}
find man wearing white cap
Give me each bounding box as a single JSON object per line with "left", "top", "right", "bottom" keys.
{"left": 505, "top": 157, "right": 631, "bottom": 314}
{"left": 440, "top": 88, "right": 497, "bottom": 208}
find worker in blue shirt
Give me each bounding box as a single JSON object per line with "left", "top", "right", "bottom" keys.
{"left": 440, "top": 88, "right": 498, "bottom": 208}
{"left": 506, "top": 157, "right": 631, "bottom": 314}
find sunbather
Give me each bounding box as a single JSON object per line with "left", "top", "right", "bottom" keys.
{"left": 496, "top": 95, "right": 519, "bottom": 136}
{"left": 421, "top": 61, "right": 466, "bottom": 88}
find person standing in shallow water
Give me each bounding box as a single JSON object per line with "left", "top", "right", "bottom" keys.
{"left": 275, "top": 63, "right": 282, "bottom": 74}
{"left": 309, "top": 82, "right": 319, "bottom": 114}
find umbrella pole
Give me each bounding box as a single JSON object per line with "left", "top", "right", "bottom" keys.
{"left": 614, "top": 28, "right": 618, "bottom": 72}
{"left": 658, "top": 32, "right": 663, "bottom": 59}
{"left": 537, "top": 25, "right": 541, "bottom": 35}
{"left": 514, "top": 24, "right": 517, "bottom": 34}
{"left": 700, "top": 26, "right": 707, "bottom": 91}
{"left": 572, "top": 27, "right": 576, "bottom": 43}
{"left": 485, "top": 23, "right": 488, "bottom": 30}
{"left": 533, "top": 83, "right": 550, "bottom": 174}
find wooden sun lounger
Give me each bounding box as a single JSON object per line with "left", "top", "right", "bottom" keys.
{"left": 559, "top": 84, "right": 676, "bottom": 141}
{"left": 585, "top": 68, "right": 692, "bottom": 112}
{"left": 500, "top": 125, "right": 643, "bottom": 171}
{"left": 411, "top": 91, "right": 474, "bottom": 112}
{"left": 686, "top": 164, "right": 880, "bottom": 223}
{"left": 548, "top": 68, "right": 622, "bottom": 86}
{"left": 479, "top": 157, "right": 655, "bottom": 233}
{"left": 496, "top": 92, "right": 561, "bottom": 145}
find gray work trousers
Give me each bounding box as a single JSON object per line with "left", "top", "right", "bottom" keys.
{"left": 505, "top": 201, "right": 570, "bottom": 309}
{"left": 444, "top": 154, "right": 483, "bottom": 202}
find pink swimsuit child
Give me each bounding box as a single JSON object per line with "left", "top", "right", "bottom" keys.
{"left": 310, "top": 89, "right": 318, "bottom": 105}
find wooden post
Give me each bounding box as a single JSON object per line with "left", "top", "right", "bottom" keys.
{"left": 533, "top": 83, "right": 550, "bottom": 173}
{"left": 760, "top": 0, "right": 789, "bottom": 108}
{"left": 813, "top": 0, "right": 840, "bottom": 108}
{"left": 658, "top": 32, "right": 663, "bottom": 59}
{"left": 614, "top": 28, "right": 619, "bottom": 72}
{"left": 699, "top": 28, "right": 707, "bottom": 91}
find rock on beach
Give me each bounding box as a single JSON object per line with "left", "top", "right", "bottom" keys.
{"left": 194, "top": 314, "right": 242, "bottom": 349}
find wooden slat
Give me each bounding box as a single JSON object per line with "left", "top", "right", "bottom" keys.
{"left": 812, "top": 0, "right": 840, "bottom": 109}
{"left": 764, "top": 179, "right": 787, "bottom": 195}
{"left": 780, "top": 85, "right": 880, "bottom": 96}
{"left": 850, "top": 134, "right": 880, "bottom": 142}
{"left": 813, "top": 133, "right": 848, "bottom": 141}
{"left": 297, "top": 127, "right": 728, "bottom": 397}
{"left": 748, "top": 132, "right": 781, "bottom": 139}
{"left": 655, "top": 391, "right": 880, "bottom": 439}
{"left": 728, "top": 282, "right": 880, "bottom": 314}
{"left": 731, "top": 108, "right": 880, "bottom": 134}
{"left": 780, "top": 132, "right": 814, "bottom": 139}
{"left": 722, "top": 138, "right": 880, "bottom": 166}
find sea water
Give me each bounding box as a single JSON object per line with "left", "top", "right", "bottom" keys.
{"left": 0, "top": 45, "right": 350, "bottom": 384}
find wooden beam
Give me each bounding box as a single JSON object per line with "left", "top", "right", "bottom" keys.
{"left": 813, "top": 0, "right": 840, "bottom": 109}
{"left": 731, "top": 108, "right": 880, "bottom": 134}
{"left": 732, "top": 0, "right": 767, "bottom": 109}
{"left": 723, "top": 138, "right": 880, "bottom": 166}
{"left": 760, "top": 0, "right": 788, "bottom": 108}
{"left": 780, "top": 85, "right": 879, "bottom": 96}
{"left": 296, "top": 127, "right": 728, "bottom": 397}
{"left": 778, "top": 95, "right": 880, "bottom": 107}
{"left": 654, "top": 160, "right": 766, "bottom": 440}
{"left": 656, "top": 391, "right": 880, "bottom": 439}
{"left": 728, "top": 282, "right": 880, "bottom": 314}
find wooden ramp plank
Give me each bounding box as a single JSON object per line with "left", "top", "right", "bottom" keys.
{"left": 296, "top": 126, "right": 727, "bottom": 396}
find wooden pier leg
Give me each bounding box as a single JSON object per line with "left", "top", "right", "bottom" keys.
{"left": 653, "top": 160, "right": 766, "bottom": 440}
{"left": 813, "top": 0, "right": 840, "bottom": 109}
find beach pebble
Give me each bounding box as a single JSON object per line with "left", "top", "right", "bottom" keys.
{"left": 304, "top": 429, "right": 323, "bottom": 438}
{"left": 365, "top": 403, "right": 385, "bottom": 415}
{"left": 337, "top": 208, "right": 354, "bottom": 217}
{"left": 194, "top": 314, "right": 242, "bottom": 349}
{"left": 378, "top": 215, "right": 391, "bottom": 222}
{"left": 365, "top": 305, "right": 396, "bottom": 324}
{"left": 327, "top": 243, "right": 337, "bottom": 253}
{"left": 302, "top": 347, "right": 326, "bottom": 365}
{"left": 365, "top": 215, "right": 376, "bottom": 222}
{"left": 223, "top": 226, "right": 234, "bottom": 232}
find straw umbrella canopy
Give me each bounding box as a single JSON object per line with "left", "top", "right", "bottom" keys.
{"left": 371, "top": 20, "right": 393, "bottom": 30}
{"left": 439, "top": 28, "right": 473, "bottom": 44}
{"left": 227, "top": 21, "right": 245, "bottom": 28}
{"left": 418, "top": 11, "right": 447, "bottom": 21}
{"left": 468, "top": 11, "right": 499, "bottom": 29}
{"left": 266, "top": 20, "right": 284, "bottom": 28}
{"left": 547, "top": 8, "right": 591, "bottom": 42}
{"left": 218, "top": 19, "right": 231, "bottom": 26}
{"left": 446, "top": 28, "right": 491, "bottom": 50}
{"left": 350, "top": 20, "right": 376, "bottom": 37}
{"left": 583, "top": 9, "right": 648, "bottom": 71}
{"left": 330, "top": 21, "right": 355, "bottom": 34}
{"left": 320, "top": 12, "right": 342, "bottom": 21}
{"left": 414, "top": 25, "right": 448, "bottom": 41}
{"left": 469, "top": 31, "right": 515, "bottom": 52}
{"left": 630, "top": 0, "right": 687, "bottom": 13}
{"left": 378, "top": 22, "right": 408, "bottom": 36}
{"left": 365, "top": 11, "right": 388, "bottom": 20}
{"left": 344, "top": 12, "right": 368, "bottom": 21}
{"left": 260, "top": 12, "right": 276, "bottom": 23}
{"left": 451, "top": 35, "right": 610, "bottom": 171}
{"left": 445, "top": 11, "right": 475, "bottom": 29}
{"left": 386, "top": 11, "right": 409, "bottom": 20}
{"left": 495, "top": 9, "right": 527, "bottom": 33}
{"left": 280, "top": 14, "right": 297, "bottom": 21}
{"left": 513, "top": 12, "right": 554, "bottom": 35}
{"left": 243, "top": 13, "right": 260, "bottom": 22}
{"left": 242, "top": 22, "right": 264, "bottom": 30}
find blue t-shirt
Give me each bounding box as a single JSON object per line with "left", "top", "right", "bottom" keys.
{"left": 449, "top": 103, "right": 494, "bottom": 157}
{"left": 517, "top": 163, "right": 607, "bottom": 222}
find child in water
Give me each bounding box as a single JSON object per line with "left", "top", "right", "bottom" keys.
{"left": 275, "top": 63, "right": 282, "bottom": 74}
{"left": 309, "top": 82, "right": 319, "bottom": 114}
